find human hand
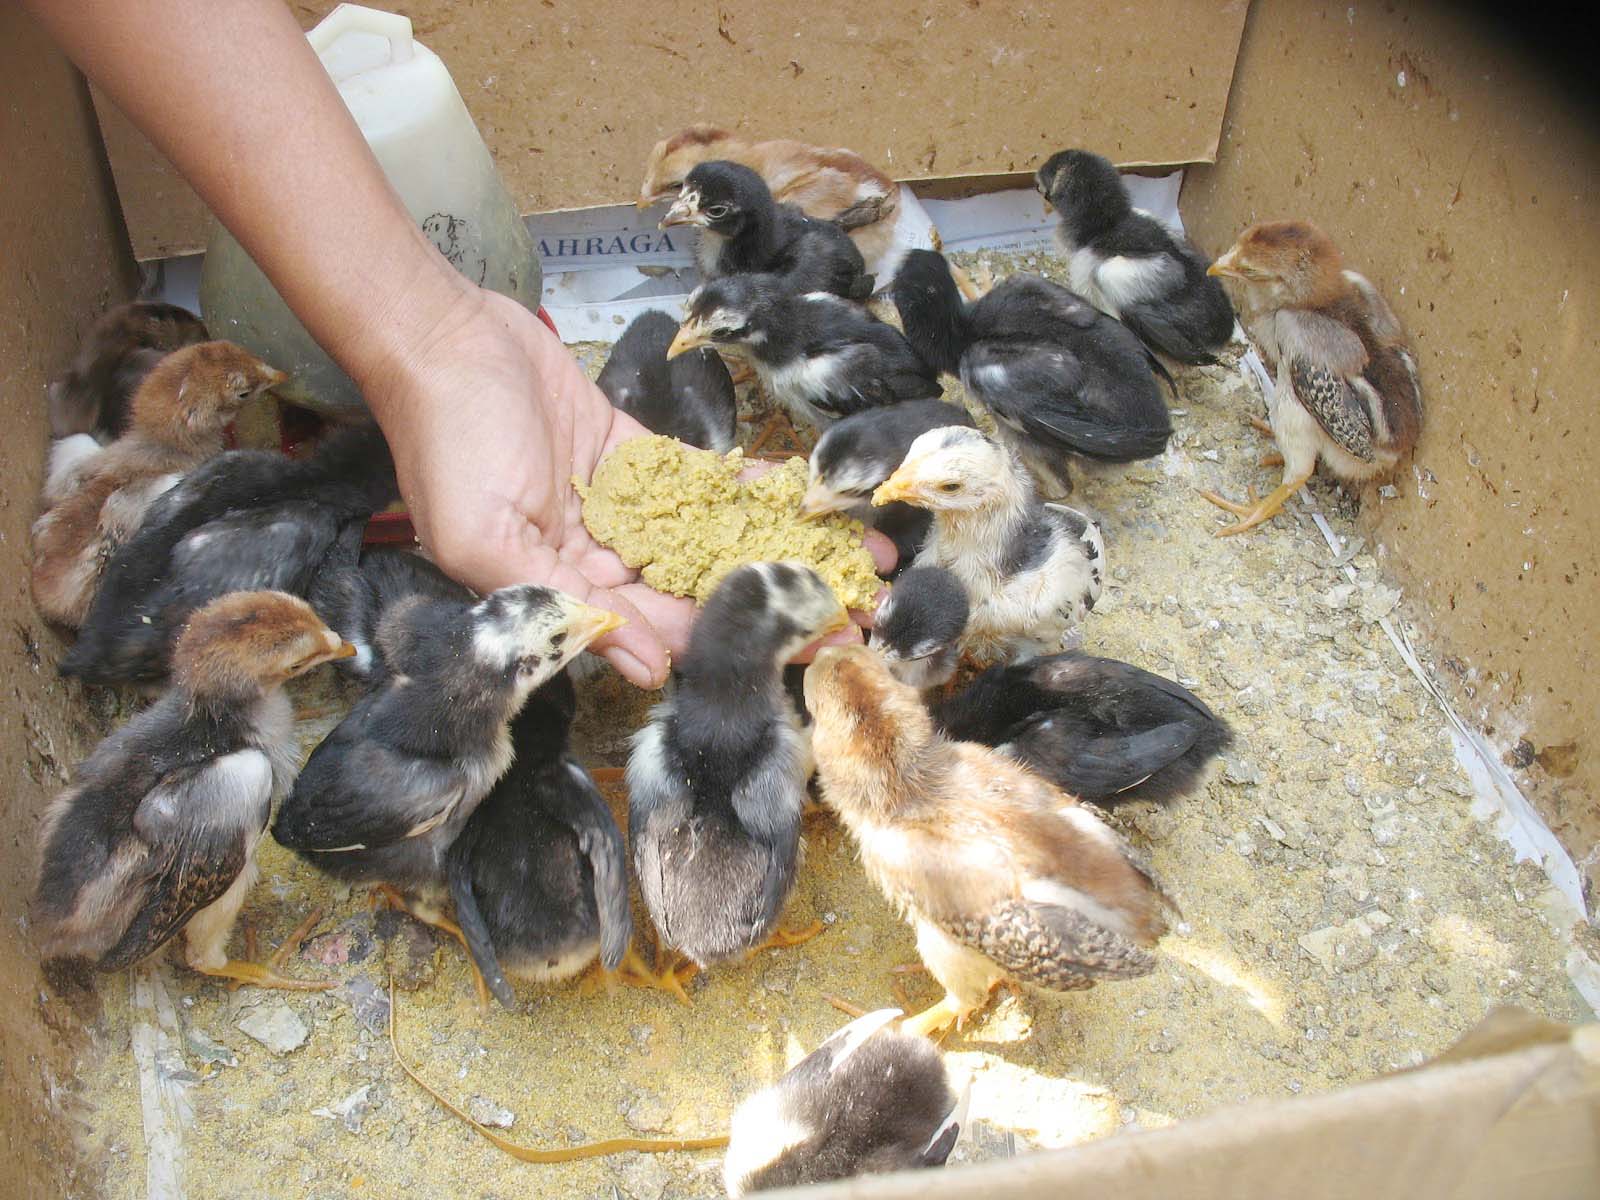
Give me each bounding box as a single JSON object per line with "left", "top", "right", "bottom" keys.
{"left": 359, "top": 287, "right": 892, "bottom": 688}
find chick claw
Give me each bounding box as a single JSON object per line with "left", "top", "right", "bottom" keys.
{"left": 616, "top": 944, "right": 695, "bottom": 1007}
{"left": 899, "top": 996, "right": 969, "bottom": 1042}
{"left": 1248, "top": 415, "right": 1276, "bottom": 438}
{"left": 754, "top": 920, "right": 825, "bottom": 954}
{"left": 221, "top": 907, "right": 331, "bottom": 992}
{"left": 1200, "top": 474, "right": 1312, "bottom": 537}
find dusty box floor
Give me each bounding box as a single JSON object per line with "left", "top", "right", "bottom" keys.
{"left": 58, "top": 251, "right": 1591, "bottom": 1200}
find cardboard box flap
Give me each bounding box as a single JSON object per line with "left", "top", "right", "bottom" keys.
{"left": 92, "top": 0, "right": 1249, "bottom": 261}
{"left": 771, "top": 1012, "right": 1600, "bottom": 1200}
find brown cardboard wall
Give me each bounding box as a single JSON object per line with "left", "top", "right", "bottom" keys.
{"left": 0, "top": 7, "right": 139, "bottom": 1195}
{"left": 97, "top": 0, "right": 1249, "bottom": 260}
{"left": 1180, "top": 3, "right": 1600, "bottom": 900}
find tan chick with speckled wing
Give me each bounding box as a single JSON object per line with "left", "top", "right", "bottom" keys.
{"left": 1203, "top": 220, "right": 1423, "bottom": 535}
{"left": 638, "top": 125, "right": 903, "bottom": 282}
{"left": 30, "top": 341, "right": 286, "bottom": 626}
{"left": 804, "top": 645, "right": 1175, "bottom": 1039}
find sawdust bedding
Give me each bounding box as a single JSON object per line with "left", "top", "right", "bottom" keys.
{"left": 62, "top": 249, "right": 1589, "bottom": 1199}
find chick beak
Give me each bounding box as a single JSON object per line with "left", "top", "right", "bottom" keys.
{"left": 1207, "top": 250, "right": 1244, "bottom": 279}
{"left": 659, "top": 196, "right": 704, "bottom": 229}
{"left": 871, "top": 467, "right": 917, "bottom": 507}
{"left": 564, "top": 603, "right": 628, "bottom": 649}
{"left": 798, "top": 485, "right": 837, "bottom": 520}
{"left": 330, "top": 641, "right": 359, "bottom": 660}
{"left": 667, "top": 321, "right": 712, "bottom": 360}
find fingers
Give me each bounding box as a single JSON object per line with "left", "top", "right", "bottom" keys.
{"left": 864, "top": 529, "right": 897, "bottom": 575}
{"left": 788, "top": 622, "right": 865, "bottom": 665}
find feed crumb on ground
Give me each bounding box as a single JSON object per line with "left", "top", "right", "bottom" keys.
{"left": 577, "top": 433, "right": 881, "bottom": 610}
{"left": 63, "top": 247, "right": 1591, "bottom": 1199}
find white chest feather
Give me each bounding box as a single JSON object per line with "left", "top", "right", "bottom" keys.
{"left": 694, "top": 229, "right": 727, "bottom": 276}
{"left": 758, "top": 353, "right": 846, "bottom": 426}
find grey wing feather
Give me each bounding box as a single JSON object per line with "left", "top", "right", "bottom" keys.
{"left": 728, "top": 726, "right": 805, "bottom": 934}
{"left": 1291, "top": 359, "right": 1375, "bottom": 462}
{"left": 552, "top": 759, "right": 632, "bottom": 971}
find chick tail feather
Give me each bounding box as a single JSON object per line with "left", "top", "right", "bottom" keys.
{"left": 446, "top": 856, "right": 517, "bottom": 1010}
{"left": 1120, "top": 302, "right": 1221, "bottom": 366}
{"left": 1049, "top": 722, "right": 1199, "bottom": 801}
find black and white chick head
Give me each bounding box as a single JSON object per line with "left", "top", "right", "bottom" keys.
{"left": 271, "top": 583, "right": 624, "bottom": 885}
{"left": 723, "top": 1007, "right": 968, "bottom": 1196}
{"left": 801, "top": 399, "right": 974, "bottom": 518}
{"left": 597, "top": 309, "right": 737, "bottom": 453}
{"left": 1036, "top": 148, "right": 1235, "bottom": 364}
{"left": 870, "top": 567, "right": 970, "bottom": 691}
{"left": 627, "top": 562, "right": 849, "bottom": 968}
{"left": 659, "top": 159, "right": 774, "bottom": 243}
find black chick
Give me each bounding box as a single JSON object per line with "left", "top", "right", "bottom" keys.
{"left": 933, "top": 651, "right": 1232, "bottom": 804}
{"left": 596, "top": 309, "right": 737, "bottom": 453}
{"left": 893, "top": 248, "right": 1172, "bottom": 496}
{"left": 723, "top": 1007, "right": 968, "bottom": 1196}
{"left": 800, "top": 398, "right": 974, "bottom": 568}
{"left": 1037, "top": 149, "right": 1235, "bottom": 364}
{"left": 308, "top": 546, "right": 475, "bottom": 683}
{"left": 627, "top": 562, "right": 850, "bottom": 997}
{"left": 660, "top": 160, "right": 874, "bottom": 299}
{"left": 49, "top": 300, "right": 211, "bottom": 441}
{"left": 869, "top": 567, "right": 970, "bottom": 691}
{"left": 669, "top": 275, "right": 941, "bottom": 430}
{"left": 60, "top": 424, "right": 398, "bottom": 686}
{"left": 444, "top": 671, "right": 631, "bottom": 1009}
{"left": 272, "top": 575, "right": 625, "bottom": 1002}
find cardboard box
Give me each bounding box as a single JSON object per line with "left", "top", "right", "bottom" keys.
{"left": 4, "top": 2, "right": 1597, "bottom": 1196}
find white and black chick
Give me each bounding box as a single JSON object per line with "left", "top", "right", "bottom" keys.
{"left": 597, "top": 309, "right": 737, "bottom": 453}
{"left": 892, "top": 248, "right": 1171, "bottom": 496}
{"left": 660, "top": 159, "right": 874, "bottom": 299}
{"left": 626, "top": 562, "right": 849, "bottom": 996}
{"left": 669, "top": 275, "right": 941, "bottom": 430}
{"left": 1037, "top": 148, "right": 1235, "bottom": 364}
{"left": 723, "top": 1007, "right": 968, "bottom": 1196}
{"left": 801, "top": 398, "right": 974, "bottom": 568}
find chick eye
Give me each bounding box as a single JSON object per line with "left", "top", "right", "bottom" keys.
{"left": 704, "top": 204, "right": 732, "bottom": 220}
{"left": 938, "top": 481, "right": 962, "bottom": 493}
{"left": 714, "top": 324, "right": 748, "bottom": 340}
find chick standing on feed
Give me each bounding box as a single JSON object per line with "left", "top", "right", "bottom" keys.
{"left": 627, "top": 562, "right": 851, "bottom": 1002}
{"left": 1203, "top": 219, "right": 1424, "bottom": 535}
{"left": 31, "top": 340, "right": 287, "bottom": 628}
{"left": 872, "top": 426, "right": 1104, "bottom": 664}
{"left": 805, "top": 645, "right": 1176, "bottom": 1039}
{"left": 33, "top": 591, "right": 356, "bottom": 990}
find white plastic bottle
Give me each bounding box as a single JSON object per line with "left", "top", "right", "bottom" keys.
{"left": 199, "top": 4, "right": 541, "bottom": 415}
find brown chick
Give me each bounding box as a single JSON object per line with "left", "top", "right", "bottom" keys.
{"left": 638, "top": 125, "right": 901, "bottom": 280}
{"left": 1202, "top": 221, "right": 1423, "bottom": 535}
{"left": 48, "top": 300, "right": 210, "bottom": 441}
{"left": 805, "top": 645, "right": 1174, "bottom": 1039}
{"left": 30, "top": 341, "right": 286, "bottom": 627}
{"left": 32, "top": 591, "right": 355, "bottom": 989}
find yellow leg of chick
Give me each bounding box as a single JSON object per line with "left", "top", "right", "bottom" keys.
{"left": 1200, "top": 473, "right": 1313, "bottom": 537}
{"left": 900, "top": 994, "right": 973, "bottom": 1041}
{"left": 753, "top": 919, "right": 825, "bottom": 954}
{"left": 1248, "top": 415, "right": 1276, "bottom": 439}
{"left": 1259, "top": 451, "right": 1285, "bottom": 468}
{"left": 197, "top": 959, "right": 334, "bottom": 991}
{"left": 225, "top": 907, "right": 328, "bottom": 993}
{"left": 616, "top": 941, "right": 695, "bottom": 1007}
{"left": 370, "top": 884, "right": 492, "bottom": 1011}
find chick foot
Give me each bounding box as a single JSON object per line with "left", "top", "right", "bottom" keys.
{"left": 1200, "top": 474, "right": 1312, "bottom": 536}
{"left": 1248, "top": 415, "right": 1276, "bottom": 439}
{"left": 753, "top": 919, "right": 825, "bottom": 954}
{"left": 616, "top": 943, "right": 696, "bottom": 1007}
{"left": 749, "top": 410, "right": 805, "bottom": 460}
{"left": 899, "top": 994, "right": 974, "bottom": 1041}
{"left": 370, "top": 884, "right": 493, "bottom": 1010}
{"left": 207, "top": 907, "right": 331, "bottom": 992}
